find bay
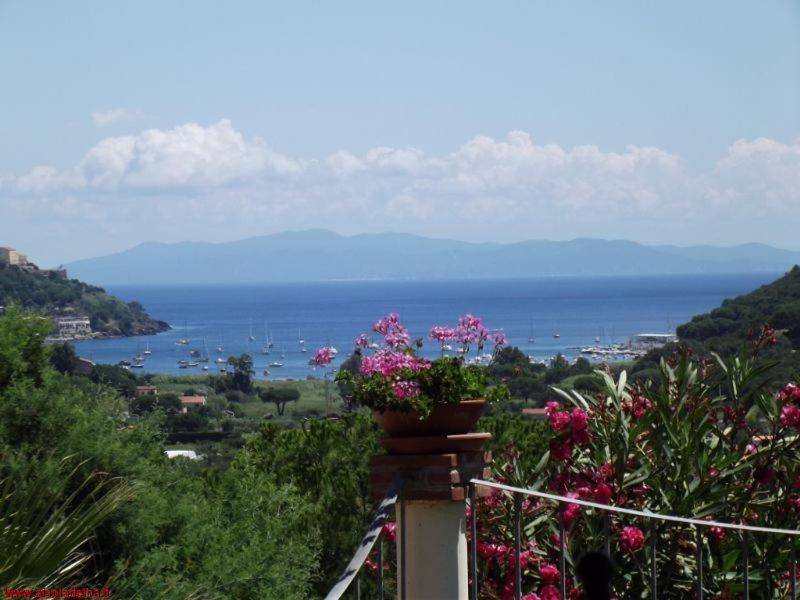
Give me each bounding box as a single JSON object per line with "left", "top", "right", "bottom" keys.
{"left": 73, "top": 273, "right": 780, "bottom": 380}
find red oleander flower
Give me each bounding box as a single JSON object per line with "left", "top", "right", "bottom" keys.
{"left": 619, "top": 526, "right": 645, "bottom": 553}
{"left": 539, "top": 563, "right": 560, "bottom": 584}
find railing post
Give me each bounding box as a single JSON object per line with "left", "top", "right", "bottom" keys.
{"left": 559, "top": 502, "right": 567, "bottom": 599}
{"left": 513, "top": 493, "right": 522, "bottom": 600}
{"left": 695, "top": 526, "right": 703, "bottom": 600}
{"left": 650, "top": 522, "right": 657, "bottom": 598}
{"left": 376, "top": 537, "right": 384, "bottom": 600}
{"left": 742, "top": 530, "right": 749, "bottom": 600}
{"left": 469, "top": 483, "right": 478, "bottom": 600}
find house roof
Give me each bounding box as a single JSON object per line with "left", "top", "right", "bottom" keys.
{"left": 521, "top": 408, "right": 549, "bottom": 417}
{"left": 180, "top": 395, "right": 207, "bottom": 405}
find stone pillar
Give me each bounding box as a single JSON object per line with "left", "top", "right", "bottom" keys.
{"left": 370, "top": 439, "right": 492, "bottom": 600}
{"left": 397, "top": 500, "right": 469, "bottom": 600}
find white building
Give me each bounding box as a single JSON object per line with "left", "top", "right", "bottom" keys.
{"left": 633, "top": 333, "right": 678, "bottom": 350}
{"left": 54, "top": 316, "right": 93, "bottom": 338}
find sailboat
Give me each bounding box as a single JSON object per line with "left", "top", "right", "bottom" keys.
{"left": 527, "top": 320, "right": 535, "bottom": 343}
{"left": 262, "top": 322, "right": 271, "bottom": 354}
{"left": 175, "top": 321, "right": 190, "bottom": 345}
{"left": 299, "top": 329, "right": 307, "bottom": 352}
{"left": 280, "top": 346, "right": 286, "bottom": 359}
{"left": 143, "top": 342, "right": 152, "bottom": 356}
{"left": 248, "top": 321, "right": 255, "bottom": 342}
{"left": 216, "top": 331, "right": 224, "bottom": 354}
{"left": 198, "top": 338, "right": 210, "bottom": 363}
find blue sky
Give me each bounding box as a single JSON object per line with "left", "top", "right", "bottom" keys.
{"left": 1, "top": 0, "right": 798, "bottom": 266}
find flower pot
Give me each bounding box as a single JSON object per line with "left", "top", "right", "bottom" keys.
{"left": 372, "top": 399, "right": 486, "bottom": 437}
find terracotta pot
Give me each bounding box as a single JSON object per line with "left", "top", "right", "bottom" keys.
{"left": 372, "top": 399, "right": 486, "bottom": 437}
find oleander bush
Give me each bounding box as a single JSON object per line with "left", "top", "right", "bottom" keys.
{"left": 472, "top": 326, "right": 800, "bottom": 599}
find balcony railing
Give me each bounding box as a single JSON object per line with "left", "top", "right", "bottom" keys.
{"left": 327, "top": 477, "right": 800, "bottom": 600}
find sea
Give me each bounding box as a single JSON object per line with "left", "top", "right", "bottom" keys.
{"left": 73, "top": 273, "right": 779, "bottom": 380}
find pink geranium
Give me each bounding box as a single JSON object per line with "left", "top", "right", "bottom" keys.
{"left": 429, "top": 326, "right": 456, "bottom": 343}
{"left": 313, "top": 346, "right": 335, "bottom": 366}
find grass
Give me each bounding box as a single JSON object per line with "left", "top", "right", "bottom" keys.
{"left": 147, "top": 374, "right": 344, "bottom": 424}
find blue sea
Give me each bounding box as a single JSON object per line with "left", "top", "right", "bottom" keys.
{"left": 73, "top": 273, "right": 779, "bottom": 380}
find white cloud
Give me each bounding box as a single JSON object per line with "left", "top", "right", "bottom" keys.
{"left": 90, "top": 107, "right": 144, "bottom": 128}
{"left": 4, "top": 122, "right": 800, "bottom": 258}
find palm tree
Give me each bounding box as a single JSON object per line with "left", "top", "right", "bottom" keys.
{"left": 0, "top": 457, "right": 134, "bottom": 590}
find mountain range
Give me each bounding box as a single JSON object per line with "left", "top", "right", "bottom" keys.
{"left": 66, "top": 230, "right": 800, "bottom": 285}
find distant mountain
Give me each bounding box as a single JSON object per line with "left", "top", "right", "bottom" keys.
{"left": 66, "top": 230, "right": 800, "bottom": 285}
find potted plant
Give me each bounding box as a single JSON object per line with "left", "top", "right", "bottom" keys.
{"left": 318, "top": 313, "right": 509, "bottom": 438}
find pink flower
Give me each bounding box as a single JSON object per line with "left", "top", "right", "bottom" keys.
{"left": 549, "top": 437, "right": 573, "bottom": 461}
{"left": 539, "top": 563, "right": 560, "bottom": 584}
{"left": 781, "top": 404, "right": 800, "bottom": 429}
{"left": 522, "top": 594, "right": 542, "bottom": 600}
{"left": 778, "top": 383, "right": 800, "bottom": 403}
{"left": 619, "top": 526, "right": 645, "bottom": 553}
{"left": 372, "top": 312, "right": 410, "bottom": 349}
{"left": 571, "top": 428, "right": 592, "bottom": 446}
{"left": 594, "top": 482, "right": 613, "bottom": 504}
{"left": 563, "top": 501, "right": 581, "bottom": 527}
{"left": 313, "top": 346, "right": 334, "bottom": 366}
{"left": 540, "top": 585, "right": 561, "bottom": 600}
{"left": 455, "top": 313, "right": 490, "bottom": 348}
{"left": 360, "top": 350, "right": 430, "bottom": 377}
{"left": 364, "top": 559, "right": 378, "bottom": 572}
{"left": 373, "top": 312, "right": 400, "bottom": 335}
{"left": 381, "top": 521, "right": 396, "bottom": 543}
{"left": 391, "top": 380, "right": 420, "bottom": 400}
{"left": 429, "top": 326, "right": 456, "bottom": 343}
{"left": 570, "top": 408, "right": 588, "bottom": 431}
{"left": 493, "top": 331, "right": 508, "bottom": 349}
{"left": 708, "top": 525, "right": 725, "bottom": 543}
{"left": 477, "top": 541, "right": 496, "bottom": 560}
{"left": 549, "top": 410, "right": 571, "bottom": 432}
{"left": 354, "top": 334, "right": 369, "bottom": 349}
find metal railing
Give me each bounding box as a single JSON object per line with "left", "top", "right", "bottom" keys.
{"left": 325, "top": 478, "right": 404, "bottom": 600}
{"left": 468, "top": 479, "right": 800, "bottom": 600}
{"left": 326, "top": 477, "right": 800, "bottom": 600}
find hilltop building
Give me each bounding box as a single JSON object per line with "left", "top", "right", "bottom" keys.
{"left": 0, "top": 246, "right": 67, "bottom": 278}
{"left": 0, "top": 247, "right": 28, "bottom": 266}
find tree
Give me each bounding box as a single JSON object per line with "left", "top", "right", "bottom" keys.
{"left": 50, "top": 343, "right": 80, "bottom": 375}
{"left": 227, "top": 354, "right": 254, "bottom": 393}
{"left": 507, "top": 376, "right": 544, "bottom": 400}
{"left": 260, "top": 387, "right": 301, "bottom": 416}
{"left": 0, "top": 307, "right": 52, "bottom": 389}
{"left": 90, "top": 364, "right": 137, "bottom": 398}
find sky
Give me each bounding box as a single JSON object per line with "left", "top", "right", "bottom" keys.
{"left": 0, "top": 0, "right": 798, "bottom": 267}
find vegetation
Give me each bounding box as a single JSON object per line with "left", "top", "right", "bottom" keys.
{"left": 0, "top": 263, "right": 168, "bottom": 336}
{"left": 5, "top": 267, "right": 800, "bottom": 598}
{"left": 631, "top": 265, "right": 800, "bottom": 385}
{"left": 0, "top": 307, "right": 320, "bottom": 598}
{"left": 471, "top": 339, "right": 800, "bottom": 598}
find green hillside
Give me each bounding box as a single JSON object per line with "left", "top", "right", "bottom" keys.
{"left": 633, "top": 265, "right": 800, "bottom": 382}
{"left": 0, "top": 263, "right": 169, "bottom": 337}
{"left": 678, "top": 265, "right": 800, "bottom": 348}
